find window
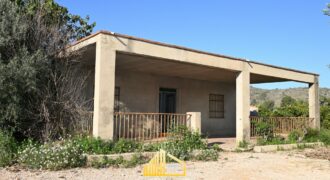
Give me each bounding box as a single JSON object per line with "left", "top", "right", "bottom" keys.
{"left": 114, "top": 87, "right": 120, "bottom": 112}
{"left": 209, "top": 94, "right": 224, "bottom": 118}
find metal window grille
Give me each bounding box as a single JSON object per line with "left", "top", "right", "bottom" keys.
{"left": 209, "top": 94, "right": 224, "bottom": 118}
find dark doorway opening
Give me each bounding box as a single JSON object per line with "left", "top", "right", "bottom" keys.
{"left": 159, "top": 88, "right": 176, "bottom": 113}
{"left": 159, "top": 88, "right": 176, "bottom": 133}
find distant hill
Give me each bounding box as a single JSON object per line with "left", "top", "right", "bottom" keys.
{"left": 251, "top": 87, "right": 330, "bottom": 107}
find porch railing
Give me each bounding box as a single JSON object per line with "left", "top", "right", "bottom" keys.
{"left": 250, "top": 116, "right": 314, "bottom": 137}
{"left": 114, "top": 112, "right": 191, "bottom": 141}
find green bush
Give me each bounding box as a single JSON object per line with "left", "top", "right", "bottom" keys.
{"left": 320, "top": 101, "right": 330, "bottom": 129}
{"left": 193, "top": 149, "right": 218, "bottom": 161}
{"left": 18, "top": 139, "right": 86, "bottom": 170}
{"left": 0, "top": 131, "right": 17, "bottom": 167}
{"left": 73, "top": 136, "right": 113, "bottom": 154}
{"left": 142, "top": 142, "right": 161, "bottom": 152}
{"left": 112, "top": 139, "right": 142, "bottom": 153}
{"left": 303, "top": 128, "right": 320, "bottom": 142}
{"left": 74, "top": 136, "right": 161, "bottom": 154}
{"left": 288, "top": 130, "right": 303, "bottom": 143}
{"left": 253, "top": 120, "right": 275, "bottom": 141}
{"left": 162, "top": 126, "right": 207, "bottom": 160}
{"left": 319, "top": 129, "right": 330, "bottom": 145}
{"left": 296, "top": 128, "right": 330, "bottom": 145}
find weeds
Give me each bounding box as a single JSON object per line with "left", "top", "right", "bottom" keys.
{"left": 0, "top": 131, "right": 17, "bottom": 167}
{"left": 91, "top": 153, "right": 148, "bottom": 168}
{"left": 238, "top": 140, "right": 249, "bottom": 148}
{"left": 193, "top": 149, "right": 218, "bottom": 161}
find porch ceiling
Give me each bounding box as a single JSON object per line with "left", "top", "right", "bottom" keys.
{"left": 116, "top": 52, "right": 290, "bottom": 84}
{"left": 116, "top": 52, "right": 237, "bottom": 83}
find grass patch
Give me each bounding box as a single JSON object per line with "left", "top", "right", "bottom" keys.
{"left": 238, "top": 140, "right": 249, "bottom": 148}
{"left": 91, "top": 153, "right": 148, "bottom": 168}
{"left": 193, "top": 149, "right": 218, "bottom": 161}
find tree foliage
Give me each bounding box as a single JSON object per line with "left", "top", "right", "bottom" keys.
{"left": 320, "top": 97, "right": 330, "bottom": 129}
{"left": 0, "top": 0, "right": 95, "bottom": 141}
{"left": 257, "top": 100, "right": 275, "bottom": 117}
{"left": 257, "top": 95, "right": 330, "bottom": 129}
{"left": 280, "top": 95, "right": 296, "bottom": 107}
{"left": 323, "top": 3, "right": 330, "bottom": 16}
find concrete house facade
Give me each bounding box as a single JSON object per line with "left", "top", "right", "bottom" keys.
{"left": 70, "top": 31, "right": 320, "bottom": 143}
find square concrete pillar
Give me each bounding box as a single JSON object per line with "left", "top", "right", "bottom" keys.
{"left": 187, "top": 112, "right": 201, "bottom": 134}
{"left": 93, "top": 35, "right": 116, "bottom": 139}
{"left": 236, "top": 65, "right": 250, "bottom": 144}
{"left": 309, "top": 76, "right": 320, "bottom": 129}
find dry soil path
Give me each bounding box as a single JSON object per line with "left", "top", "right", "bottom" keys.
{"left": 1, "top": 148, "right": 330, "bottom": 180}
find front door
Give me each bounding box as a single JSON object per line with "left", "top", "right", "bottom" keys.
{"left": 159, "top": 88, "right": 176, "bottom": 113}
{"left": 159, "top": 88, "right": 176, "bottom": 133}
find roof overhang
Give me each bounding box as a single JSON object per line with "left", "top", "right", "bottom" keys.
{"left": 68, "top": 31, "right": 318, "bottom": 84}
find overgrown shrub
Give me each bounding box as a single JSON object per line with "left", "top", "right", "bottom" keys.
{"left": 253, "top": 120, "right": 275, "bottom": 141}
{"left": 162, "top": 126, "right": 207, "bottom": 160}
{"left": 142, "top": 142, "right": 162, "bottom": 152}
{"left": 319, "top": 128, "right": 330, "bottom": 145}
{"left": 288, "top": 130, "right": 303, "bottom": 143}
{"left": 73, "top": 136, "right": 113, "bottom": 154}
{"left": 303, "top": 128, "right": 320, "bottom": 142}
{"left": 320, "top": 98, "right": 330, "bottom": 129}
{"left": 112, "top": 139, "right": 142, "bottom": 153}
{"left": 0, "top": 131, "right": 17, "bottom": 167}
{"left": 18, "top": 139, "right": 86, "bottom": 170}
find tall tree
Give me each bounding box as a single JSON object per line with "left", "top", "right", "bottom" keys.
{"left": 0, "top": 0, "right": 95, "bottom": 140}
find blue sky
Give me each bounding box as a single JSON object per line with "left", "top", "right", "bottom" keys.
{"left": 57, "top": 0, "right": 330, "bottom": 89}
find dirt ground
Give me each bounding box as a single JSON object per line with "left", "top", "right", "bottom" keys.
{"left": 1, "top": 147, "right": 330, "bottom": 180}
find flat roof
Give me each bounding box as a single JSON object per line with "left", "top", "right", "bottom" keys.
{"left": 71, "top": 30, "right": 319, "bottom": 76}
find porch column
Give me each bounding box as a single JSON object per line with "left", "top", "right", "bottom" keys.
{"left": 93, "top": 35, "right": 116, "bottom": 139}
{"left": 309, "top": 76, "right": 320, "bottom": 129}
{"left": 236, "top": 63, "right": 250, "bottom": 144}
{"left": 187, "top": 112, "right": 201, "bottom": 134}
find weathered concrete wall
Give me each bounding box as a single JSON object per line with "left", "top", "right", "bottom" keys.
{"left": 115, "top": 70, "right": 236, "bottom": 137}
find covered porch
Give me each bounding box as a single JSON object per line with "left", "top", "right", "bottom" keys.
{"left": 71, "top": 31, "right": 320, "bottom": 144}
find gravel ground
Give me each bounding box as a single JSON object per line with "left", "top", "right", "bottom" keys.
{"left": 1, "top": 147, "right": 330, "bottom": 180}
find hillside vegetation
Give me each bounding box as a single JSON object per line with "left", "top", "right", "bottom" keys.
{"left": 251, "top": 87, "right": 330, "bottom": 130}
{"left": 251, "top": 87, "right": 330, "bottom": 107}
